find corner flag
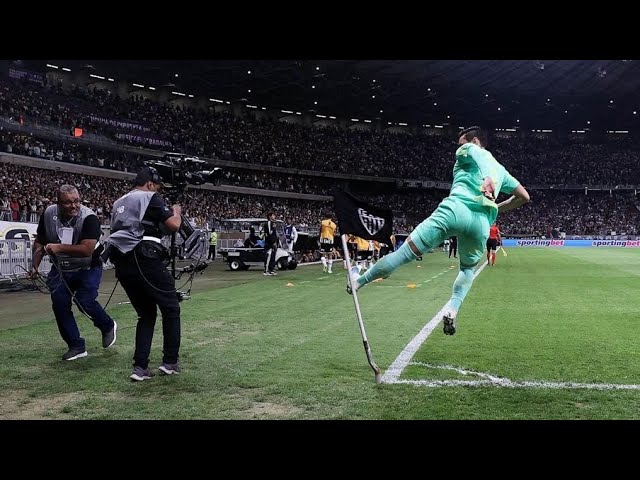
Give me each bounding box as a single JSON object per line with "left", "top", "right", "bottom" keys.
{"left": 333, "top": 190, "right": 393, "bottom": 244}
{"left": 334, "top": 190, "right": 393, "bottom": 384}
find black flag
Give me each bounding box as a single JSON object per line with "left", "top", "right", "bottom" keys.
{"left": 333, "top": 190, "right": 393, "bottom": 244}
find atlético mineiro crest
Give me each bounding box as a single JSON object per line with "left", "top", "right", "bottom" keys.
{"left": 358, "top": 208, "right": 385, "bottom": 236}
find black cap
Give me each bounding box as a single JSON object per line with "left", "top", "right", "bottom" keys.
{"left": 134, "top": 166, "right": 163, "bottom": 186}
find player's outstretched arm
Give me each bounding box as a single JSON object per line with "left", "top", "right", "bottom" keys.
{"left": 497, "top": 184, "right": 530, "bottom": 213}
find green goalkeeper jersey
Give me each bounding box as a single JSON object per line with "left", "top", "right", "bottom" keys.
{"left": 450, "top": 142, "right": 520, "bottom": 224}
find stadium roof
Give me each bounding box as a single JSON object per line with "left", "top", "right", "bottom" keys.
{"left": 36, "top": 59, "right": 640, "bottom": 130}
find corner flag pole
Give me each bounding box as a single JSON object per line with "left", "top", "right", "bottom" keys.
{"left": 341, "top": 234, "right": 382, "bottom": 384}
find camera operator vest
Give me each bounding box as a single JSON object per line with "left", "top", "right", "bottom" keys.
{"left": 42, "top": 204, "right": 97, "bottom": 271}
{"left": 106, "top": 190, "right": 156, "bottom": 254}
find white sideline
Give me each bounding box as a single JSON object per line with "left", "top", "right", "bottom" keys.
{"left": 381, "top": 258, "right": 490, "bottom": 384}
{"left": 397, "top": 363, "right": 640, "bottom": 390}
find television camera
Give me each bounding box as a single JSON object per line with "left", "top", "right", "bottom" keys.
{"left": 145, "top": 153, "right": 224, "bottom": 281}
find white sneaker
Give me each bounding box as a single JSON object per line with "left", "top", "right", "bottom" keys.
{"left": 442, "top": 308, "right": 458, "bottom": 336}
{"left": 346, "top": 266, "right": 361, "bottom": 294}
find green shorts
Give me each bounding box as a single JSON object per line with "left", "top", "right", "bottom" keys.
{"left": 410, "top": 196, "right": 490, "bottom": 268}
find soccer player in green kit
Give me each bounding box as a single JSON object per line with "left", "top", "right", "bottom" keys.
{"left": 347, "top": 126, "right": 530, "bottom": 335}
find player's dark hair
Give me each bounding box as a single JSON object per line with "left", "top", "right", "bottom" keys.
{"left": 459, "top": 126, "right": 488, "bottom": 148}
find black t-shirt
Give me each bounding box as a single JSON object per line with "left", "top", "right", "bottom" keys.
{"left": 37, "top": 213, "right": 103, "bottom": 267}
{"left": 141, "top": 193, "right": 174, "bottom": 238}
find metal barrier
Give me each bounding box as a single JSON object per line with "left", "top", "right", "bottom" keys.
{"left": 0, "top": 239, "right": 52, "bottom": 282}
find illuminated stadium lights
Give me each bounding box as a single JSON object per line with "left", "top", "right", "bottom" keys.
{"left": 171, "top": 91, "right": 186, "bottom": 97}
{"left": 399, "top": 122, "right": 408, "bottom": 126}
{"left": 61, "top": 68, "right": 71, "bottom": 72}
{"left": 635, "top": 111, "right": 638, "bottom": 115}
{"left": 312, "top": 85, "right": 316, "bottom": 89}
{"left": 434, "top": 125, "right": 443, "bottom": 128}
{"left": 372, "top": 95, "right": 376, "bottom": 99}
{"left": 316, "top": 114, "right": 327, "bottom": 118}
{"left": 89, "top": 74, "right": 105, "bottom": 80}
{"left": 174, "top": 74, "right": 179, "bottom": 78}
{"left": 316, "top": 66, "right": 320, "bottom": 71}
{"left": 364, "top": 120, "right": 372, "bottom": 123}
{"left": 587, "top": 121, "right": 591, "bottom": 124}
{"left": 296, "top": 112, "right": 301, "bottom": 115}
{"left": 485, "top": 93, "right": 489, "bottom": 97}
{"left": 547, "top": 98, "right": 551, "bottom": 102}
{"left": 433, "top": 102, "right": 437, "bottom": 106}
{"left": 517, "top": 119, "right": 520, "bottom": 123}
{"left": 497, "top": 107, "right": 501, "bottom": 111}
{"left": 225, "top": 101, "right": 230, "bottom": 104}
{"left": 46, "top": 64, "right": 59, "bottom": 69}
{"left": 246, "top": 105, "right": 258, "bottom": 108}
{"left": 148, "top": 87, "right": 156, "bottom": 90}
{"left": 388, "top": 122, "right": 393, "bottom": 125}
{"left": 610, "top": 100, "right": 614, "bottom": 103}
{"left": 379, "top": 110, "right": 383, "bottom": 113}
{"left": 329, "top": 116, "right": 336, "bottom": 119}
{"left": 351, "top": 118, "right": 359, "bottom": 122}
{"left": 608, "top": 130, "right": 629, "bottom": 134}
{"left": 248, "top": 89, "right": 251, "bottom": 93}
{"left": 314, "top": 101, "right": 318, "bottom": 105}
{"left": 210, "top": 98, "right": 224, "bottom": 103}
{"left": 281, "top": 110, "right": 294, "bottom": 114}
{"left": 541, "top": 129, "right": 553, "bottom": 132}
{"left": 188, "top": 95, "right": 194, "bottom": 98}
{"left": 565, "top": 110, "right": 568, "bottom": 113}
{"left": 247, "top": 70, "right": 251, "bottom": 74}
{"left": 132, "top": 83, "right": 145, "bottom": 88}
{"left": 447, "top": 115, "right": 450, "bottom": 119}
{"left": 427, "top": 88, "right": 431, "bottom": 91}
{"left": 108, "top": 78, "right": 115, "bottom": 82}
{"left": 424, "top": 125, "right": 432, "bottom": 128}
{"left": 505, "top": 128, "right": 517, "bottom": 132}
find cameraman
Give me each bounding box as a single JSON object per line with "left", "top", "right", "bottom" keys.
{"left": 105, "top": 167, "right": 183, "bottom": 382}
{"left": 29, "top": 185, "right": 117, "bottom": 361}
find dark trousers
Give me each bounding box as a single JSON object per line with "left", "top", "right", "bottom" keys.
{"left": 449, "top": 243, "right": 457, "bottom": 258}
{"left": 208, "top": 245, "right": 216, "bottom": 260}
{"left": 47, "top": 266, "right": 114, "bottom": 350}
{"left": 114, "top": 248, "right": 180, "bottom": 369}
{"left": 264, "top": 244, "right": 277, "bottom": 272}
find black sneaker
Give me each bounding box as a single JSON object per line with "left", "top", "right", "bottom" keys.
{"left": 158, "top": 363, "right": 180, "bottom": 375}
{"left": 130, "top": 366, "right": 152, "bottom": 381}
{"left": 102, "top": 320, "right": 118, "bottom": 348}
{"left": 62, "top": 347, "right": 88, "bottom": 361}
{"left": 442, "top": 309, "right": 457, "bottom": 336}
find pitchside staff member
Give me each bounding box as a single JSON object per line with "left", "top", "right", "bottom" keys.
{"left": 449, "top": 235, "right": 458, "bottom": 259}
{"left": 105, "top": 167, "right": 183, "bottom": 382}
{"left": 29, "top": 184, "right": 117, "bottom": 361}
{"left": 263, "top": 212, "right": 279, "bottom": 275}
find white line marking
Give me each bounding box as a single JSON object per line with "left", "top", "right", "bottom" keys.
{"left": 381, "top": 260, "right": 489, "bottom": 384}
{"left": 396, "top": 364, "right": 640, "bottom": 390}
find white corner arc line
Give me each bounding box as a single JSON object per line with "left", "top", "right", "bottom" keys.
{"left": 381, "top": 259, "right": 490, "bottom": 384}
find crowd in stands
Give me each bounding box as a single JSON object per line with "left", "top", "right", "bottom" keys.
{"left": 2, "top": 161, "right": 639, "bottom": 236}
{"left": 2, "top": 77, "right": 640, "bottom": 236}
{"left": 0, "top": 162, "right": 328, "bottom": 229}
{"left": 5, "top": 78, "right": 640, "bottom": 186}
